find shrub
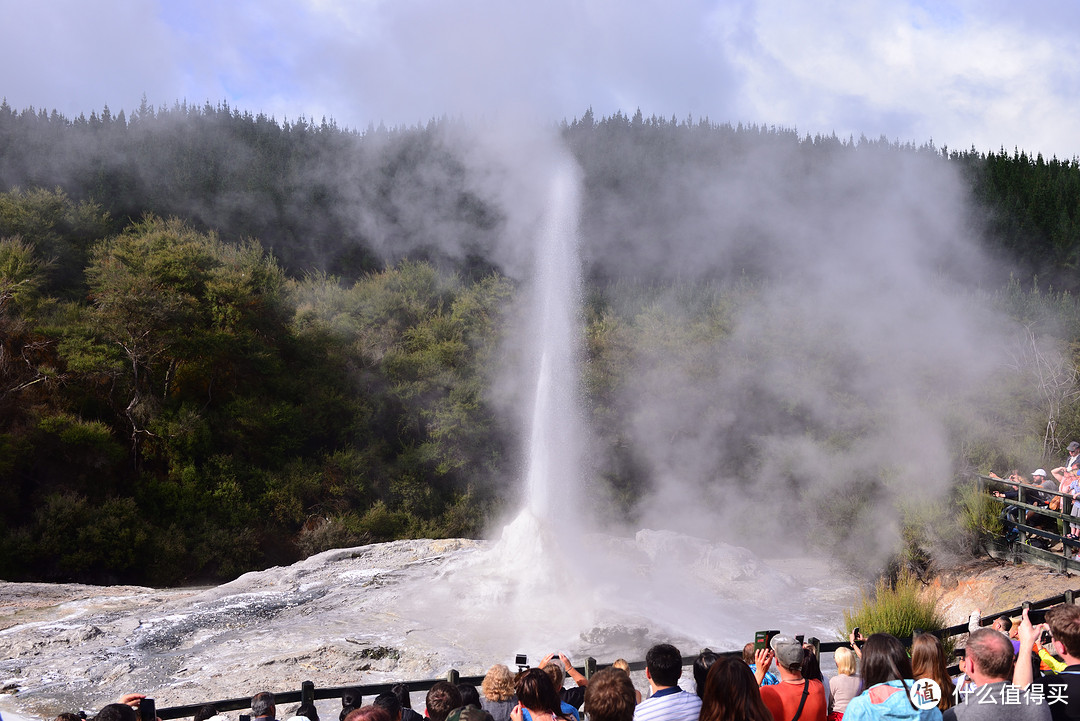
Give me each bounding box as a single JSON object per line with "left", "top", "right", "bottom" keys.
{"left": 842, "top": 569, "right": 946, "bottom": 643}
{"left": 956, "top": 480, "right": 1003, "bottom": 547}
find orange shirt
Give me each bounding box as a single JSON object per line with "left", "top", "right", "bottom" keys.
{"left": 759, "top": 678, "right": 827, "bottom": 721}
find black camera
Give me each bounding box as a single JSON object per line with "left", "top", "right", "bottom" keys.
{"left": 515, "top": 653, "right": 528, "bottom": 669}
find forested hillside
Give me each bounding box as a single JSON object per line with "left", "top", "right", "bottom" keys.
{"left": 2, "top": 100, "right": 1080, "bottom": 584}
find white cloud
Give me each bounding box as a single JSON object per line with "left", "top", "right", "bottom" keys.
{"left": 0, "top": 0, "right": 1077, "bottom": 156}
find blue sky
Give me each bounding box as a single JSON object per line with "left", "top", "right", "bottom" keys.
{"left": 2, "top": 0, "right": 1077, "bottom": 158}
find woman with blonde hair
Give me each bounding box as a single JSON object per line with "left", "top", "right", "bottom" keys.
{"left": 910, "top": 632, "right": 955, "bottom": 712}
{"left": 481, "top": 664, "right": 517, "bottom": 721}
{"left": 828, "top": 646, "right": 862, "bottom": 720}
{"left": 610, "top": 659, "right": 641, "bottom": 704}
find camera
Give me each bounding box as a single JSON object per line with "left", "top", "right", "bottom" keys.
{"left": 139, "top": 699, "right": 156, "bottom": 721}
{"left": 1041, "top": 629, "right": 1053, "bottom": 645}
{"left": 754, "top": 630, "right": 780, "bottom": 651}
{"left": 515, "top": 653, "right": 528, "bottom": 669}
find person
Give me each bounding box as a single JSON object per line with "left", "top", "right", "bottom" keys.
{"left": 842, "top": 633, "right": 941, "bottom": 721}
{"left": 584, "top": 668, "right": 637, "bottom": 721}
{"left": 341, "top": 689, "right": 364, "bottom": 721}
{"left": 988, "top": 470, "right": 1025, "bottom": 537}
{"left": 373, "top": 693, "right": 403, "bottom": 721}
{"left": 458, "top": 685, "right": 482, "bottom": 710}
{"left": 539, "top": 662, "right": 582, "bottom": 721}
{"left": 1026, "top": 470, "right": 1064, "bottom": 546}
{"left": 427, "top": 682, "right": 464, "bottom": 721}
{"left": 481, "top": 664, "right": 518, "bottom": 721}
{"left": 944, "top": 627, "right": 1049, "bottom": 720}
{"left": 802, "top": 644, "right": 831, "bottom": 705}
{"left": 611, "top": 659, "right": 642, "bottom": 704}
{"left": 446, "top": 707, "right": 495, "bottom": 721}
{"left": 742, "top": 643, "right": 779, "bottom": 686}
{"left": 1051, "top": 465, "right": 1080, "bottom": 540}
{"left": 911, "top": 633, "right": 956, "bottom": 712}
{"left": 252, "top": 693, "right": 278, "bottom": 721}
{"left": 633, "top": 643, "right": 701, "bottom": 721}
{"left": 511, "top": 668, "right": 575, "bottom": 721}
{"left": 94, "top": 706, "right": 137, "bottom": 721}
{"left": 754, "top": 635, "right": 827, "bottom": 721}
{"left": 697, "top": 656, "right": 772, "bottom": 721}
{"left": 295, "top": 705, "right": 320, "bottom": 721}
{"left": 966, "top": 609, "right": 1017, "bottom": 653}
{"left": 1067, "top": 441, "right": 1080, "bottom": 474}
{"left": 343, "top": 709, "right": 391, "bottom": 721}
{"left": 540, "top": 653, "right": 589, "bottom": 710}
{"left": 393, "top": 684, "right": 424, "bottom": 721}
{"left": 828, "top": 646, "right": 862, "bottom": 720}
{"left": 691, "top": 649, "right": 720, "bottom": 698}
{"left": 194, "top": 706, "right": 220, "bottom": 721}
{"left": 1015, "top": 605, "right": 1080, "bottom": 721}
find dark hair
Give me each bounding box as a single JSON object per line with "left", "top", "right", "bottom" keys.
{"left": 193, "top": 706, "right": 219, "bottom": 721}
{"left": 800, "top": 645, "right": 823, "bottom": 683}
{"left": 343, "top": 690, "right": 364, "bottom": 709}
{"left": 374, "top": 692, "right": 403, "bottom": 721}
{"left": 252, "top": 692, "right": 276, "bottom": 718}
{"left": 583, "top": 668, "right": 636, "bottom": 721}
{"left": 297, "top": 703, "right": 321, "bottom": 721}
{"left": 698, "top": 657, "right": 772, "bottom": 721}
{"left": 56, "top": 714, "right": 83, "bottom": 721}
{"left": 340, "top": 708, "right": 357, "bottom": 721}
{"left": 645, "top": 643, "right": 683, "bottom": 688}
{"left": 693, "top": 649, "right": 719, "bottom": 699}
{"left": 861, "top": 633, "right": 915, "bottom": 709}
{"left": 515, "top": 668, "right": 566, "bottom": 719}
{"left": 392, "top": 684, "right": 412, "bottom": 710}
{"left": 343, "top": 707, "right": 391, "bottom": 721}
{"left": 426, "top": 681, "right": 463, "bottom": 721}
{"left": 456, "top": 684, "right": 481, "bottom": 709}
{"left": 94, "top": 706, "right": 137, "bottom": 721}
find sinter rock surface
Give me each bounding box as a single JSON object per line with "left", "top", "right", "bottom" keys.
{"left": 0, "top": 533, "right": 859, "bottom": 720}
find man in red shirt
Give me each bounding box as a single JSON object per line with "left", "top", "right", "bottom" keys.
{"left": 753, "top": 636, "right": 827, "bottom": 721}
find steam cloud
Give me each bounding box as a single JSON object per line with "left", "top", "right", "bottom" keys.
{"left": 447, "top": 124, "right": 1021, "bottom": 576}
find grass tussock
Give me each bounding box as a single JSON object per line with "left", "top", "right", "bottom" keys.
{"left": 842, "top": 569, "right": 946, "bottom": 642}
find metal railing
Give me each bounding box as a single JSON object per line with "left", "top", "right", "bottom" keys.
{"left": 975, "top": 473, "right": 1080, "bottom": 573}
{"left": 153, "top": 589, "right": 1080, "bottom": 720}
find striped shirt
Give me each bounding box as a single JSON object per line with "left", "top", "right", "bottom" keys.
{"left": 633, "top": 688, "right": 702, "bottom": 721}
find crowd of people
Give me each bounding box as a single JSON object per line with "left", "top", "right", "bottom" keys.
{"left": 988, "top": 440, "right": 1080, "bottom": 553}
{"left": 73, "top": 603, "right": 1080, "bottom": 721}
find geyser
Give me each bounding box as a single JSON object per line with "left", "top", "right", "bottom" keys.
{"left": 494, "top": 154, "right": 586, "bottom": 581}
{"left": 0, "top": 140, "right": 861, "bottom": 721}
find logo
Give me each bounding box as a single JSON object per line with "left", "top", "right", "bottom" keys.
{"left": 910, "top": 678, "right": 942, "bottom": 710}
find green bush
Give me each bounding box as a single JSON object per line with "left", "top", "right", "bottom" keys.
{"left": 842, "top": 570, "right": 946, "bottom": 643}
{"left": 956, "top": 480, "right": 1003, "bottom": 542}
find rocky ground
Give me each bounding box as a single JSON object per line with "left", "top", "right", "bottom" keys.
{"left": 923, "top": 556, "right": 1080, "bottom": 626}
{"left": 0, "top": 538, "right": 1069, "bottom": 721}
